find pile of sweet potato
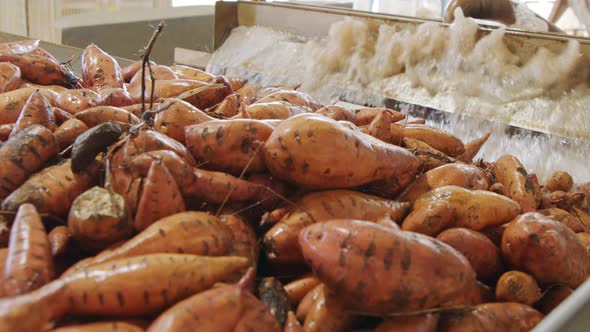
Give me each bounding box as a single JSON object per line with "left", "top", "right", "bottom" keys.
{"left": 0, "top": 39, "right": 588, "bottom": 332}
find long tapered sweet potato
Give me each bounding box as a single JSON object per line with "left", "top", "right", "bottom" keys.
{"left": 233, "top": 101, "right": 310, "bottom": 120}
{"left": 128, "top": 65, "right": 177, "bottom": 91}
{"left": 54, "top": 118, "right": 88, "bottom": 151}
{"left": 375, "top": 314, "right": 439, "bottom": 332}
{"left": 263, "top": 114, "right": 420, "bottom": 189}
{"left": 0, "top": 88, "right": 59, "bottom": 125}
{"left": 75, "top": 106, "right": 139, "bottom": 128}
{"left": 0, "top": 52, "right": 80, "bottom": 88}
{"left": 170, "top": 65, "right": 215, "bottom": 82}
{"left": 0, "top": 125, "right": 59, "bottom": 199}
{"left": 3, "top": 204, "right": 54, "bottom": 296}
{"left": 501, "top": 212, "right": 589, "bottom": 288}
{"left": 457, "top": 133, "right": 490, "bottom": 163}
{"left": 68, "top": 186, "right": 132, "bottom": 252}
{"left": 495, "top": 271, "right": 541, "bottom": 305}
{"left": 130, "top": 79, "right": 207, "bottom": 103}
{"left": 56, "top": 89, "right": 101, "bottom": 114}
{"left": 315, "top": 105, "right": 356, "bottom": 123}
{"left": 402, "top": 186, "right": 521, "bottom": 236}
{"left": 0, "top": 63, "right": 21, "bottom": 93}
{"left": 48, "top": 226, "right": 70, "bottom": 257}
{"left": 284, "top": 275, "right": 321, "bottom": 307}
{"left": 436, "top": 228, "right": 504, "bottom": 282}
{"left": 538, "top": 208, "right": 586, "bottom": 232}
{"left": 299, "top": 220, "right": 477, "bottom": 314}
{"left": 153, "top": 98, "right": 213, "bottom": 143}
{"left": 185, "top": 118, "right": 275, "bottom": 175}
{"left": 50, "top": 321, "right": 144, "bottom": 332}
{"left": 296, "top": 284, "right": 322, "bottom": 322}
{"left": 219, "top": 214, "right": 258, "bottom": 269}
{"left": 494, "top": 154, "right": 538, "bottom": 212}
{"left": 147, "top": 269, "right": 281, "bottom": 332}
{"left": 2, "top": 159, "right": 99, "bottom": 216}
{"left": 390, "top": 124, "right": 465, "bottom": 157}
{"left": 81, "top": 44, "right": 124, "bottom": 91}
{"left": 63, "top": 211, "right": 233, "bottom": 276}
{"left": 10, "top": 90, "right": 56, "bottom": 136}
{"left": 264, "top": 190, "right": 411, "bottom": 265}
{"left": 303, "top": 284, "right": 355, "bottom": 332}
{"left": 121, "top": 60, "right": 154, "bottom": 83}
{"left": 134, "top": 160, "right": 186, "bottom": 231}
{"left": 438, "top": 303, "right": 543, "bottom": 332}
{"left": 255, "top": 90, "right": 321, "bottom": 111}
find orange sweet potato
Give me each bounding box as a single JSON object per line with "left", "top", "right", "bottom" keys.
{"left": 185, "top": 119, "right": 275, "bottom": 175}
{"left": 494, "top": 154, "right": 538, "bottom": 212}
{"left": 54, "top": 118, "right": 89, "bottom": 151}
{"left": 299, "top": 219, "right": 477, "bottom": 314}
{"left": 391, "top": 123, "right": 466, "bottom": 157}
{"left": 56, "top": 89, "right": 101, "bottom": 114}
{"left": 0, "top": 63, "right": 21, "bottom": 93}
{"left": 284, "top": 275, "right": 321, "bottom": 307}
{"left": 81, "top": 44, "right": 124, "bottom": 91}
{"left": 130, "top": 79, "right": 207, "bottom": 103}
{"left": 438, "top": 303, "right": 543, "bottom": 332}
{"left": 538, "top": 208, "right": 586, "bottom": 232}
{"left": 303, "top": 284, "right": 355, "bottom": 332}
{"left": 169, "top": 64, "right": 214, "bottom": 82}
{"left": 436, "top": 228, "right": 504, "bottom": 282}
{"left": 233, "top": 101, "right": 311, "bottom": 120}
{"left": 264, "top": 190, "right": 411, "bottom": 265}
{"left": 128, "top": 65, "right": 177, "bottom": 91}
{"left": 354, "top": 108, "right": 405, "bottom": 126}
{"left": 121, "top": 60, "right": 154, "bottom": 83}
{"left": 495, "top": 271, "right": 541, "bottom": 305}
{"left": 284, "top": 311, "right": 304, "bottom": 332}
{"left": 153, "top": 98, "right": 213, "bottom": 143}
{"left": 50, "top": 321, "right": 144, "bottom": 332}
{"left": 402, "top": 186, "right": 521, "bottom": 236}
{"left": 375, "top": 314, "right": 439, "bottom": 332}
{"left": 545, "top": 171, "right": 574, "bottom": 192}
{"left": 47, "top": 226, "right": 70, "bottom": 257}
{"left": 75, "top": 106, "right": 139, "bottom": 128}
{"left": 315, "top": 105, "right": 356, "bottom": 123}
{"left": 456, "top": 133, "right": 490, "bottom": 163}
{"left": 263, "top": 114, "right": 420, "bottom": 189}
{"left": 256, "top": 90, "right": 321, "bottom": 111}
{"left": 0, "top": 52, "right": 80, "bottom": 88}
{"left": 0, "top": 124, "right": 12, "bottom": 141}
{"left": 209, "top": 93, "right": 240, "bottom": 117}
{"left": 0, "top": 88, "right": 57, "bottom": 125}
{"left": 501, "top": 212, "right": 589, "bottom": 288}
{"left": 576, "top": 232, "right": 590, "bottom": 266}
{"left": 10, "top": 90, "right": 56, "bottom": 136}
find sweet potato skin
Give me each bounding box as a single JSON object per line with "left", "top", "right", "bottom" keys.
{"left": 494, "top": 154, "right": 538, "bottom": 212}
{"left": 501, "top": 212, "right": 589, "bottom": 288}
{"left": 81, "top": 44, "right": 124, "bottom": 91}
{"left": 263, "top": 114, "right": 420, "bottom": 189}
{"left": 438, "top": 303, "right": 543, "bottom": 332}
{"left": 299, "top": 219, "right": 477, "bottom": 314}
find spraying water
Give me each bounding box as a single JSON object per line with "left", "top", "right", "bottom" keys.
{"left": 207, "top": 11, "right": 590, "bottom": 182}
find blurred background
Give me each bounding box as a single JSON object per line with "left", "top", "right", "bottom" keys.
{"left": 0, "top": 0, "right": 586, "bottom": 64}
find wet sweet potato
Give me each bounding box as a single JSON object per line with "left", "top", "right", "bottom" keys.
{"left": 296, "top": 284, "right": 322, "bottom": 322}
{"left": 402, "top": 186, "right": 521, "bottom": 236}
{"left": 234, "top": 101, "right": 310, "bottom": 120}
{"left": 259, "top": 277, "right": 290, "bottom": 327}
{"left": 545, "top": 171, "right": 574, "bottom": 192}
{"left": 121, "top": 60, "right": 154, "bottom": 82}
{"left": 538, "top": 208, "right": 586, "bottom": 232}
{"left": 284, "top": 311, "right": 304, "bottom": 332}
{"left": 56, "top": 89, "right": 101, "bottom": 114}
{"left": 438, "top": 303, "right": 543, "bottom": 332}
{"left": 494, "top": 154, "right": 538, "bottom": 212}
{"left": 501, "top": 212, "right": 589, "bottom": 288}
{"left": 390, "top": 123, "right": 465, "bottom": 157}
{"left": 51, "top": 321, "right": 144, "bottom": 332}
{"left": 81, "top": 44, "right": 124, "bottom": 91}
{"left": 299, "top": 219, "right": 477, "bottom": 314}
{"left": 495, "top": 271, "right": 541, "bottom": 305}
{"left": 315, "top": 105, "right": 356, "bottom": 123}
{"left": 436, "top": 228, "right": 504, "bottom": 282}
{"left": 169, "top": 64, "right": 214, "bottom": 82}
{"left": 264, "top": 190, "right": 411, "bottom": 265}
{"left": 263, "top": 114, "right": 420, "bottom": 189}
{"left": 354, "top": 108, "right": 405, "bottom": 126}
{"left": 54, "top": 118, "right": 89, "bottom": 151}
{"left": 284, "top": 275, "right": 321, "bottom": 307}
{"left": 153, "top": 98, "right": 213, "bottom": 143}
{"left": 75, "top": 106, "right": 139, "bottom": 128}
{"left": 10, "top": 90, "right": 57, "bottom": 136}
{"left": 99, "top": 88, "right": 134, "bottom": 108}
{"left": 576, "top": 232, "right": 590, "bottom": 266}
{"left": 0, "top": 52, "right": 80, "bottom": 88}
{"left": 0, "top": 63, "right": 21, "bottom": 93}
{"left": 128, "top": 65, "right": 177, "bottom": 91}
{"left": 303, "top": 284, "right": 355, "bottom": 332}
{"left": 0, "top": 88, "right": 57, "bottom": 125}
{"left": 255, "top": 90, "right": 321, "bottom": 111}
{"left": 456, "top": 133, "right": 490, "bottom": 163}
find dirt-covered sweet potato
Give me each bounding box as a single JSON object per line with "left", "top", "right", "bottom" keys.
{"left": 495, "top": 271, "right": 541, "bottom": 305}
{"left": 438, "top": 303, "right": 543, "bottom": 332}
{"left": 390, "top": 123, "right": 466, "bottom": 157}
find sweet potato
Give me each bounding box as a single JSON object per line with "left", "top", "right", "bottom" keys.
{"left": 256, "top": 90, "right": 321, "bottom": 111}
{"left": 436, "top": 228, "right": 504, "bottom": 282}
{"left": 53, "top": 107, "right": 73, "bottom": 124}
{"left": 0, "top": 124, "right": 12, "bottom": 141}
{"left": 401, "top": 136, "right": 456, "bottom": 172}
{"left": 0, "top": 63, "right": 21, "bottom": 93}
{"left": 299, "top": 219, "right": 477, "bottom": 314}
{"left": 264, "top": 190, "right": 411, "bottom": 265}
{"left": 296, "top": 284, "right": 322, "bottom": 321}
{"left": 534, "top": 285, "right": 573, "bottom": 315}
{"left": 495, "top": 271, "right": 541, "bottom": 305}
{"left": 121, "top": 103, "right": 160, "bottom": 117}
{"left": 315, "top": 105, "right": 356, "bottom": 123}
{"left": 99, "top": 88, "right": 134, "bottom": 108}
{"left": 50, "top": 321, "right": 144, "bottom": 332}
{"left": 0, "top": 88, "right": 54, "bottom": 125}
{"left": 147, "top": 268, "right": 281, "bottom": 332}
{"left": 0, "top": 219, "right": 8, "bottom": 248}
{"left": 0, "top": 125, "right": 59, "bottom": 199}
{"left": 56, "top": 89, "right": 101, "bottom": 114}
{"left": 219, "top": 214, "right": 258, "bottom": 270}
{"left": 10, "top": 90, "right": 56, "bottom": 136}
{"left": 456, "top": 133, "right": 490, "bottom": 163}
{"left": 284, "top": 275, "right": 321, "bottom": 307}
{"left": 375, "top": 314, "right": 439, "bottom": 332}
{"left": 400, "top": 163, "right": 490, "bottom": 202}
{"left": 439, "top": 303, "right": 543, "bottom": 332}
{"left": 402, "top": 186, "right": 521, "bottom": 236}
{"left": 128, "top": 65, "right": 177, "bottom": 90}
{"left": 0, "top": 52, "right": 80, "bottom": 88}
{"left": 0, "top": 39, "right": 41, "bottom": 55}
{"left": 494, "top": 154, "right": 538, "bottom": 212}
{"left": 545, "top": 171, "right": 573, "bottom": 192}
{"left": 153, "top": 98, "right": 213, "bottom": 143}
{"left": 303, "top": 284, "right": 355, "bottom": 332}
{"left": 185, "top": 118, "right": 275, "bottom": 175}
{"left": 75, "top": 106, "right": 139, "bottom": 128}
{"left": 259, "top": 277, "right": 290, "bottom": 326}
{"left": 576, "top": 232, "right": 590, "bottom": 266}
{"left": 20, "top": 83, "right": 69, "bottom": 94}
{"left": 284, "top": 311, "right": 304, "bottom": 332}
{"left": 134, "top": 160, "right": 186, "bottom": 231}
{"left": 54, "top": 118, "right": 89, "bottom": 151}
{"left": 177, "top": 77, "right": 233, "bottom": 110}
{"left": 233, "top": 101, "right": 311, "bottom": 120}
{"left": 128, "top": 150, "right": 195, "bottom": 196}
{"left": 121, "top": 60, "right": 154, "bottom": 83}
{"left": 48, "top": 226, "right": 70, "bottom": 257}
{"left": 501, "top": 212, "right": 589, "bottom": 288}
{"left": 3, "top": 204, "right": 54, "bottom": 296}
{"left": 64, "top": 211, "right": 233, "bottom": 276}
{"left": 538, "top": 208, "right": 586, "bottom": 232}
{"left": 169, "top": 64, "right": 214, "bottom": 82}
{"left": 68, "top": 187, "right": 132, "bottom": 252}
{"left": 210, "top": 93, "right": 240, "bottom": 117}
{"left": 540, "top": 190, "right": 585, "bottom": 211}
{"left": 81, "top": 44, "right": 124, "bottom": 91}
{"left": 263, "top": 114, "right": 420, "bottom": 189}
{"left": 130, "top": 79, "right": 207, "bottom": 103}
{"left": 391, "top": 124, "right": 465, "bottom": 157}
{"left": 2, "top": 158, "right": 99, "bottom": 216}
{"left": 354, "top": 108, "right": 405, "bottom": 126}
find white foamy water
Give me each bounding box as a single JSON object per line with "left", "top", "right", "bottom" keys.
{"left": 207, "top": 13, "right": 590, "bottom": 183}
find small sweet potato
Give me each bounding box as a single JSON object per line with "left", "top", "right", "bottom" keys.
{"left": 576, "top": 232, "right": 590, "bottom": 266}
{"left": 494, "top": 154, "right": 538, "bottom": 212}
{"left": 436, "top": 228, "right": 504, "bottom": 282}
{"left": 296, "top": 284, "right": 322, "bottom": 322}
{"left": 538, "top": 208, "right": 586, "bottom": 232}
{"left": 456, "top": 133, "right": 490, "bottom": 163}
{"left": 75, "top": 106, "right": 139, "bottom": 128}
{"left": 354, "top": 107, "right": 405, "bottom": 126}
{"left": 10, "top": 89, "right": 56, "bottom": 136}
{"left": 495, "top": 271, "right": 541, "bottom": 305}
{"left": 501, "top": 212, "right": 589, "bottom": 288}
{"left": 438, "top": 303, "right": 543, "bottom": 332}
{"left": 545, "top": 171, "right": 573, "bottom": 192}
{"left": 402, "top": 186, "right": 521, "bottom": 236}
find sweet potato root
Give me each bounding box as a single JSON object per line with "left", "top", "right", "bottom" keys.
{"left": 153, "top": 98, "right": 213, "bottom": 143}
{"left": 185, "top": 118, "right": 275, "bottom": 175}
{"left": 299, "top": 219, "right": 477, "bottom": 314}
{"left": 121, "top": 60, "right": 154, "bottom": 83}
{"left": 577, "top": 232, "right": 590, "bottom": 266}
{"left": 436, "top": 228, "right": 504, "bottom": 282}
{"left": 0, "top": 125, "right": 59, "bottom": 200}
{"left": 456, "top": 133, "right": 490, "bottom": 163}
{"left": 538, "top": 208, "right": 586, "bottom": 232}
{"left": 81, "top": 44, "right": 124, "bottom": 91}
{"left": 296, "top": 284, "right": 322, "bottom": 322}
{"left": 264, "top": 190, "right": 411, "bottom": 265}
{"left": 355, "top": 107, "right": 405, "bottom": 126}
{"left": 501, "top": 212, "right": 589, "bottom": 288}
{"left": 99, "top": 88, "right": 134, "bottom": 108}
{"left": 3, "top": 204, "right": 54, "bottom": 296}
{"left": 402, "top": 186, "right": 521, "bottom": 236}
{"left": 0, "top": 88, "right": 54, "bottom": 125}
{"left": 545, "top": 171, "right": 573, "bottom": 192}
{"left": 495, "top": 271, "right": 541, "bottom": 305}
{"left": 438, "top": 303, "right": 543, "bottom": 332}
{"left": 494, "top": 154, "right": 538, "bottom": 212}
{"left": 0, "top": 52, "right": 80, "bottom": 88}
{"left": 128, "top": 65, "right": 177, "bottom": 91}
{"left": 169, "top": 64, "right": 214, "bottom": 82}
{"left": 68, "top": 186, "right": 132, "bottom": 252}
{"left": 263, "top": 114, "right": 420, "bottom": 189}
{"left": 0, "top": 124, "right": 12, "bottom": 141}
